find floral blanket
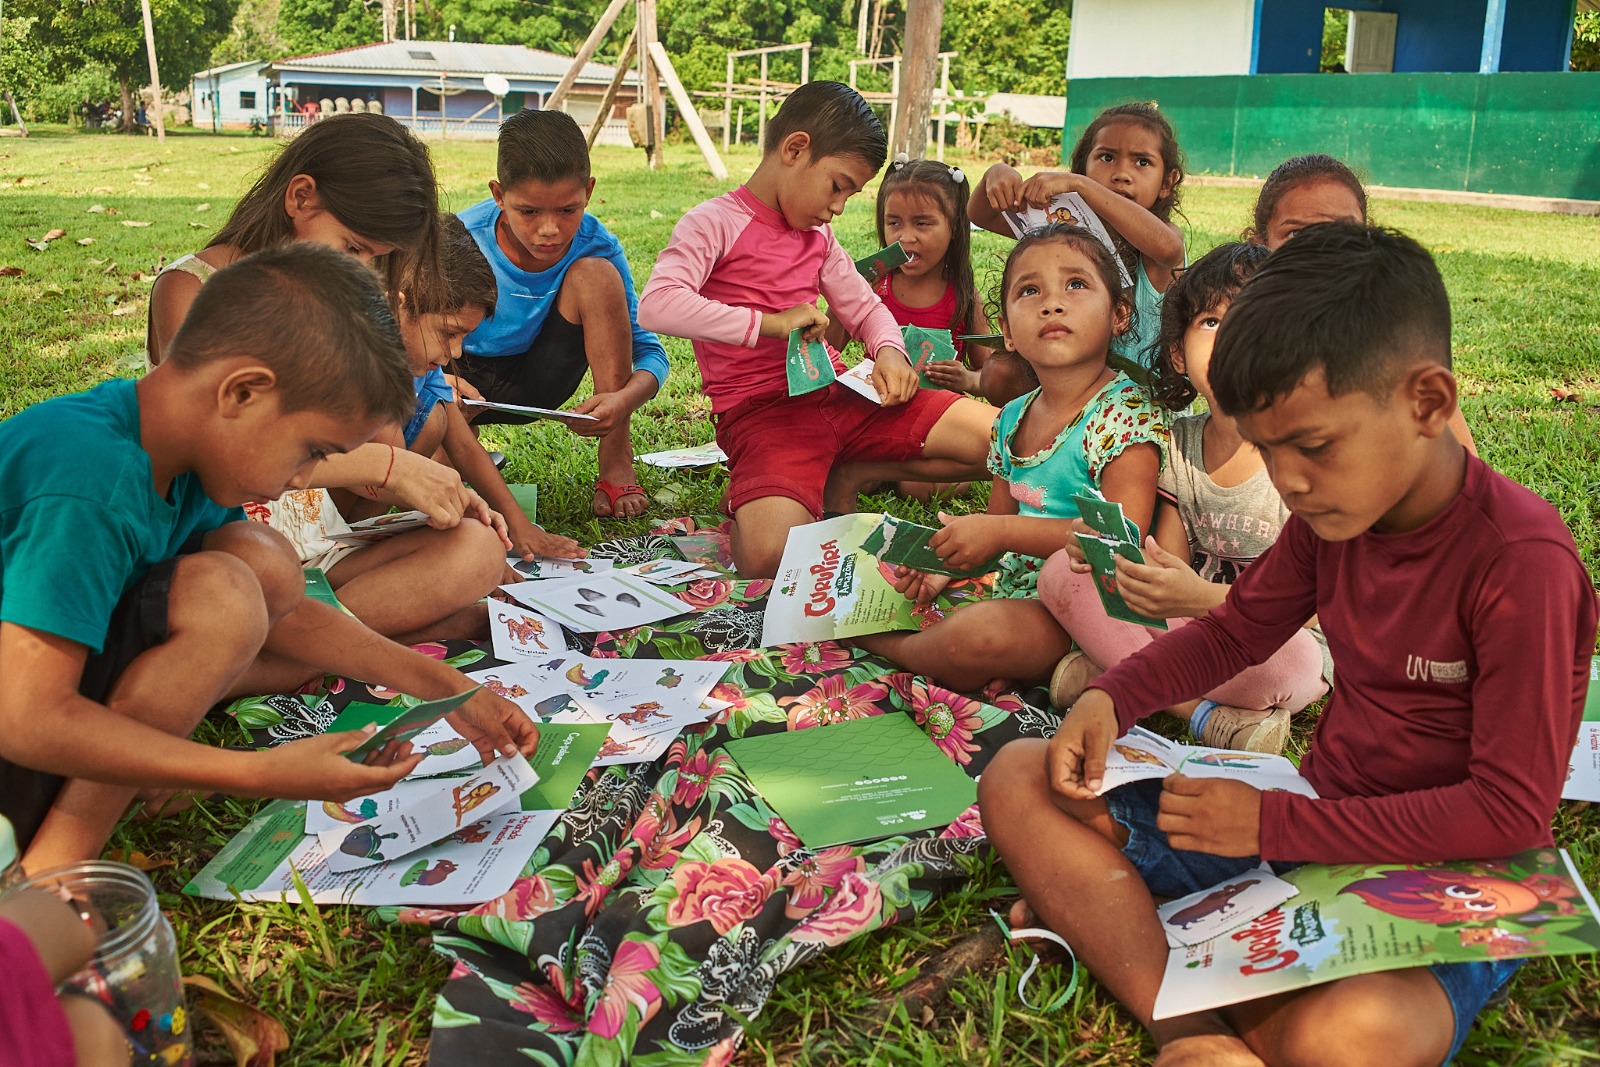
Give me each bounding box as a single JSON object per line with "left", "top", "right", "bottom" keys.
{"left": 233, "top": 521, "right": 1055, "bottom": 1066}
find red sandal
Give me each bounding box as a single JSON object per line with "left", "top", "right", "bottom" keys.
{"left": 593, "top": 479, "right": 648, "bottom": 518}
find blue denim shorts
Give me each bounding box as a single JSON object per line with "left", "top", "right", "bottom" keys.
{"left": 1105, "top": 779, "right": 1522, "bottom": 1065}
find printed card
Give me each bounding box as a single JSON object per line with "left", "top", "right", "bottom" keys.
{"left": 319, "top": 754, "right": 537, "bottom": 873}
{"left": 1098, "top": 727, "right": 1318, "bottom": 799}
{"left": 614, "top": 559, "right": 715, "bottom": 586}
{"left": 506, "top": 555, "right": 612, "bottom": 581}
{"left": 520, "top": 722, "right": 613, "bottom": 810}
{"left": 1158, "top": 868, "right": 1300, "bottom": 948}
{"left": 303, "top": 568, "right": 342, "bottom": 608}
{"left": 901, "top": 326, "right": 960, "bottom": 387}
{"left": 1000, "top": 192, "right": 1132, "bottom": 288}
{"left": 304, "top": 778, "right": 443, "bottom": 837}
{"left": 499, "top": 572, "right": 689, "bottom": 632}
{"left": 397, "top": 719, "right": 484, "bottom": 777}
{"left": 861, "top": 514, "right": 1002, "bottom": 579}
{"left": 837, "top": 359, "right": 882, "bottom": 405}
{"left": 786, "top": 329, "right": 837, "bottom": 396}
{"left": 489, "top": 604, "right": 572, "bottom": 663}
{"left": 1075, "top": 533, "right": 1167, "bottom": 630}
{"left": 1563, "top": 656, "right": 1600, "bottom": 802}
{"left": 460, "top": 398, "right": 599, "bottom": 424}
{"left": 854, "top": 241, "right": 909, "bottom": 282}
{"left": 637, "top": 442, "right": 728, "bottom": 469}
{"left": 337, "top": 689, "right": 480, "bottom": 763}
{"left": 467, "top": 654, "right": 730, "bottom": 725}
{"left": 325, "top": 510, "right": 432, "bottom": 547}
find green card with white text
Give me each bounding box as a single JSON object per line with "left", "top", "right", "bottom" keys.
{"left": 786, "top": 329, "right": 837, "bottom": 396}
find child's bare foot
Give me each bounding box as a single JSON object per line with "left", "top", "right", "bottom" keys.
{"left": 1005, "top": 899, "right": 1069, "bottom": 963}
{"left": 1153, "top": 1034, "right": 1264, "bottom": 1067}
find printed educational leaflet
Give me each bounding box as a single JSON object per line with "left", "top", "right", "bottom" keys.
{"left": 901, "top": 326, "right": 959, "bottom": 387}
{"left": 319, "top": 754, "right": 537, "bottom": 873}
{"left": 860, "top": 514, "right": 1002, "bottom": 580}
{"left": 1000, "top": 191, "right": 1133, "bottom": 288}
{"left": 325, "top": 510, "right": 432, "bottom": 547}
{"left": 638, "top": 442, "right": 728, "bottom": 469}
{"left": 613, "top": 558, "right": 719, "bottom": 586}
{"left": 725, "top": 713, "right": 978, "bottom": 848}
{"left": 499, "top": 572, "right": 689, "bottom": 631}
{"left": 762, "top": 513, "right": 968, "bottom": 645}
{"left": 336, "top": 688, "right": 480, "bottom": 763}
{"left": 488, "top": 604, "right": 573, "bottom": 663}
{"left": 786, "top": 329, "right": 837, "bottom": 396}
{"left": 302, "top": 568, "right": 341, "bottom": 608}
{"left": 1157, "top": 868, "right": 1299, "bottom": 948}
{"left": 184, "top": 800, "right": 559, "bottom": 907}
{"left": 854, "top": 240, "right": 909, "bottom": 282}
{"left": 1072, "top": 489, "right": 1167, "bottom": 630}
{"left": 837, "top": 358, "right": 881, "bottom": 404}
{"left": 1152, "top": 848, "right": 1600, "bottom": 1019}
{"left": 520, "top": 722, "right": 612, "bottom": 809}
{"left": 466, "top": 654, "right": 729, "bottom": 727}
{"left": 460, "top": 398, "right": 599, "bottom": 424}
{"left": 1562, "top": 656, "right": 1600, "bottom": 802}
{"left": 1098, "top": 726, "right": 1318, "bottom": 799}
{"left": 669, "top": 532, "right": 731, "bottom": 569}
{"left": 508, "top": 555, "right": 612, "bottom": 580}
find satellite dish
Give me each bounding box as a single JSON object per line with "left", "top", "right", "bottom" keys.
{"left": 483, "top": 73, "right": 511, "bottom": 98}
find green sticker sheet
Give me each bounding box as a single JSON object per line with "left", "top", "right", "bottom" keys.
{"left": 861, "top": 515, "right": 1002, "bottom": 580}
{"left": 786, "top": 329, "right": 837, "bottom": 396}
{"left": 520, "top": 722, "right": 612, "bottom": 810}
{"left": 337, "top": 688, "right": 481, "bottom": 762}
{"left": 853, "top": 241, "right": 908, "bottom": 282}
{"left": 901, "top": 326, "right": 959, "bottom": 387}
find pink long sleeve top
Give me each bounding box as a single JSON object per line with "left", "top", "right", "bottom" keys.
{"left": 637, "top": 185, "right": 907, "bottom": 414}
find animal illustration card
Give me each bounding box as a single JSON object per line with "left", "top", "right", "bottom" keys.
{"left": 499, "top": 572, "right": 689, "bottom": 632}
{"left": 505, "top": 555, "right": 612, "bottom": 581}
{"left": 786, "top": 329, "right": 837, "bottom": 396}
{"left": 325, "top": 510, "right": 432, "bottom": 547}
{"left": 488, "top": 604, "right": 572, "bottom": 663}
{"left": 395, "top": 719, "right": 483, "bottom": 777}
{"left": 335, "top": 689, "right": 480, "bottom": 763}
{"left": 186, "top": 802, "right": 560, "bottom": 907}
{"left": 637, "top": 442, "right": 728, "bottom": 469}
{"left": 1072, "top": 492, "right": 1164, "bottom": 631}
{"left": 465, "top": 654, "right": 730, "bottom": 726}
{"left": 614, "top": 558, "right": 712, "bottom": 586}
{"left": 668, "top": 533, "right": 732, "bottom": 569}
{"left": 1562, "top": 655, "right": 1600, "bottom": 802}
{"left": 303, "top": 778, "right": 443, "bottom": 837}
{"left": 460, "top": 398, "right": 599, "bottom": 424}
{"left": 1153, "top": 849, "right": 1600, "bottom": 1020}
{"left": 1000, "top": 192, "right": 1132, "bottom": 287}
{"left": 836, "top": 358, "right": 882, "bottom": 405}
{"left": 1098, "top": 727, "right": 1317, "bottom": 798}
{"left": 318, "top": 754, "right": 537, "bottom": 873}
{"left": 861, "top": 514, "right": 1003, "bottom": 580}
{"left": 854, "top": 240, "right": 908, "bottom": 282}
{"left": 1158, "top": 868, "right": 1299, "bottom": 948}
{"left": 901, "top": 326, "right": 959, "bottom": 387}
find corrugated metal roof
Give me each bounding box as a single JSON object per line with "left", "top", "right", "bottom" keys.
{"left": 983, "top": 92, "right": 1066, "bottom": 130}
{"left": 191, "top": 59, "right": 269, "bottom": 79}
{"left": 271, "top": 40, "right": 635, "bottom": 85}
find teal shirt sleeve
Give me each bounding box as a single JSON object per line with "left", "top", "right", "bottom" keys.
{"left": 605, "top": 243, "right": 669, "bottom": 392}
{"left": 0, "top": 494, "right": 139, "bottom": 653}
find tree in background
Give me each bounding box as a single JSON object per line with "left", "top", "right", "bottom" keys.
{"left": 12, "top": 0, "right": 236, "bottom": 128}
{"left": 941, "top": 0, "right": 1068, "bottom": 96}
{"left": 210, "top": 0, "right": 287, "bottom": 65}
{"left": 276, "top": 0, "right": 382, "bottom": 55}
{"left": 1573, "top": 11, "right": 1599, "bottom": 72}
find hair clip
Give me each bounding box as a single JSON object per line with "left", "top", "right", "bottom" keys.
{"left": 948, "top": 166, "right": 965, "bottom": 185}
{"left": 891, "top": 151, "right": 909, "bottom": 172}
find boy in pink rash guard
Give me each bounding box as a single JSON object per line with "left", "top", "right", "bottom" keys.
{"left": 638, "top": 82, "right": 995, "bottom": 578}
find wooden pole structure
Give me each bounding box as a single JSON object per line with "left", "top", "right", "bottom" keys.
{"left": 586, "top": 29, "right": 636, "bottom": 148}
{"left": 139, "top": 0, "right": 165, "bottom": 142}
{"left": 647, "top": 41, "right": 727, "bottom": 180}
{"left": 635, "top": 0, "right": 664, "bottom": 168}
{"left": 757, "top": 52, "right": 768, "bottom": 149}
{"left": 890, "top": 0, "right": 941, "bottom": 159}
{"left": 546, "top": 0, "right": 631, "bottom": 113}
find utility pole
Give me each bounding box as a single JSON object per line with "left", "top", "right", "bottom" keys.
{"left": 890, "top": 0, "right": 940, "bottom": 158}
{"left": 139, "top": 0, "right": 165, "bottom": 142}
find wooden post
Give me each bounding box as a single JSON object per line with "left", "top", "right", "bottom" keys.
{"left": 139, "top": 0, "right": 165, "bottom": 142}
{"left": 801, "top": 42, "right": 811, "bottom": 84}
{"left": 3, "top": 91, "right": 28, "bottom": 137}
{"left": 586, "top": 30, "right": 636, "bottom": 149}
{"left": 891, "top": 0, "right": 942, "bottom": 160}
{"left": 757, "top": 52, "right": 768, "bottom": 149}
{"left": 546, "top": 0, "right": 630, "bottom": 113}
{"left": 724, "top": 51, "right": 733, "bottom": 151}
{"left": 936, "top": 52, "right": 950, "bottom": 160}
{"left": 648, "top": 41, "right": 727, "bottom": 180}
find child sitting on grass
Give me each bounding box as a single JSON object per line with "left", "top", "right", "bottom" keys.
{"left": 1040, "top": 242, "right": 1329, "bottom": 755}
{"left": 2, "top": 245, "right": 539, "bottom": 872}
{"left": 339, "top": 213, "right": 584, "bottom": 574}
{"left": 454, "top": 109, "right": 669, "bottom": 520}
{"left": 979, "top": 223, "right": 1597, "bottom": 1067}
{"left": 856, "top": 224, "right": 1166, "bottom": 692}
{"left": 638, "top": 81, "right": 996, "bottom": 578}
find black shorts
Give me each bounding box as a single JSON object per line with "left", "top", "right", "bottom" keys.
{"left": 0, "top": 556, "right": 179, "bottom": 850}
{"left": 455, "top": 310, "right": 588, "bottom": 425}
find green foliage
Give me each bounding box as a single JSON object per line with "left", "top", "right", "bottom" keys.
{"left": 1322, "top": 7, "right": 1349, "bottom": 71}
{"left": 0, "top": 14, "right": 119, "bottom": 122}
{"left": 1573, "top": 12, "right": 1600, "bottom": 73}
{"left": 414, "top": 0, "right": 592, "bottom": 54}
{"left": 942, "top": 0, "right": 1069, "bottom": 95}
{"left": 275, "top": 0, "right": 381, "bottom": 57}
{"left": 209, "top": 0, "right": 287, "bottom": 65}
{"left": 12, "top": 0, "right": 237, "bottom": 92}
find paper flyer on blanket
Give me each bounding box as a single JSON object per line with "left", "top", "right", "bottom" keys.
{"left": 499, "top": 572, "right": 688, "bottom": 631}
{"left": 1153, "top": 849, "right": 1600, "bottom": 1019}
{"left": 184, "top": 801, "right": 560, "bottom": 907}
{"left": 1562, "top": 655, "right": 1600, "bottom": 802}
{"left": 762, "top": 514, "right": 968, "bottom": 645}
{"left": 488, "top": 604, "right": 573, "bottom": 663}
{"left": 1098, "top": 726, "right": 1318, "bottom": 798}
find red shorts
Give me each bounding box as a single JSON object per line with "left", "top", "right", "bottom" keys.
{"left": 714, "top": 384, "right": 961, "bottom": 518}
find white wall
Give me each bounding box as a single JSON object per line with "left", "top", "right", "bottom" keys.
{"left": 1066, "top": 0, "right": 1258, "bottom": 79}
{"left": 191, "top": 66, "right": 269, "bottom": 128}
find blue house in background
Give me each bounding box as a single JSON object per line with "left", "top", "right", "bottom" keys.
{"left": 190, "top": 60, "right": 272, "bottom": 130}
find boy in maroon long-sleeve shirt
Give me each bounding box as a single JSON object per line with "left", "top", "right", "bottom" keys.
{"left": 979, "top": 223, "right": 1597, "bottom": 1067}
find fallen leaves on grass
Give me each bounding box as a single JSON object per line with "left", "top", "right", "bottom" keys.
{"left": 77, "top": 237, "right": 95, "bottom": 246}
{"left": 87, "top": 203, "right": 107, "bottom": 213}
{"left": 41, "top": 228, "right": 66, "bottom": 241}
{"left": 121, "top": 220, "right": 153, "bottom": 228}
{"left": 182, "top": 975, "right": 290, "bottom": 1067}
{"left": 1551, "top": 387, "right": 1583, "bottom": 403}
{"left": 195, "top": 203, "right": 211, "bottom": 212}
{"left": 0, "top": 266, "right": 22, "bottom": 277}
{"left": 105, "top": 848, "right": 174, "bottom": 872}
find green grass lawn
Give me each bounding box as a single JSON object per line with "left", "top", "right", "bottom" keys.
{"left": 2, "top": 126, "right": 1599, "bottom": 1065}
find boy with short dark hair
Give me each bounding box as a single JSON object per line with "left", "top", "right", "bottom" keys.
{"left": 0, "top": 244, "right": 539, "bottom": 871}
{"left": 455, "top": 109, "right": 668, "bottom": 519}
{"left": 979, "top": 223, "right": 1597, "bottom": 1067}
{"left": 637, "top": 81, "right": 995, "bottom": 577}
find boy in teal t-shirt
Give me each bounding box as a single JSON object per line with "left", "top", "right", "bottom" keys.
{"left": 0, "top": 244, "right": 540, "bottom": 870}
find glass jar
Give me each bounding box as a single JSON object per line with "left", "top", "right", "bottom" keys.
{"left": 14, "top": 860, "right": 192, "bottom": 1067}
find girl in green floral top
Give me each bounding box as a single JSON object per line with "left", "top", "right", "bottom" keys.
{"left": 856, "top": 224, "right": 1167, "bottom": 692}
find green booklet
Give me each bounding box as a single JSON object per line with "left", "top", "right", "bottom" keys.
{"left": 520, "top": 722, "right": 611, "bottom": 810}
{"left": 725, "top": 713, "right": 977, "bottom": 848}
{"left": 1072, "top": 489, "right": 1166, "bottom": 631}
{"left": 901, "top": 326, "right": 959, "bottom": 387}
{"left": 786, "top": 329, "right": 837, "bottom": 396}
{"left": 303, "top": 568, "right": 342, "bottom": 608}
{"left": 1154, "top": 848, "right": 1600, "bottom": 1019}
{"left": 335, "top": 688, "right": 481, "bottom": 762}
{"left": 860, "top": 514, "right": 1002, "bottom": 580}
{"left": 854, "top": 241, "right": 908, "bottom": 282}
